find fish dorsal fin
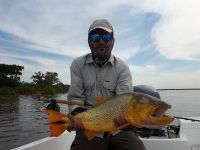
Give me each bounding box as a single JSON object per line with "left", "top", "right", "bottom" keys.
{"left": 95, "top": 96, "right": 111, "bottom": 105}
{"left": 44, "top": 109, "right": 68, "bottom": 123}
{"left": 84, "top": 130, "right": 98, "bottom": 140}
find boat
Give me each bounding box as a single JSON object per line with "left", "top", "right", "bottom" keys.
{"left": 13, "top": 85, "right": 200, "bottom": 150}
{"left": 13, "top": 117, "right": 200, "bottom": 150}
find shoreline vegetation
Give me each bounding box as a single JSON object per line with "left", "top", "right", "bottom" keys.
{"left": 1, "top": 64, "right": 199, "bottom": 96}
{"left": 1, "top": 86, "right": 199, "bottom": 96}
{"left": 0, "top": 64, "right": 69, "bottom": 96}
{"left": 0, "top": 84, "right": 70, "bottom": 96}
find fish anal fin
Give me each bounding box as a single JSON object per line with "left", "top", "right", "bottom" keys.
{"left": 95, "top": 96, "right": 111, "bottom": 105}
{"left": 84, "top": 130, "right": 98, "bottom": 140}
{"left": 109, "top": 123, "right": 131, "bottom": 135}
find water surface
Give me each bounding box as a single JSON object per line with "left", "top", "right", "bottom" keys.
{"left": 0, "top": 90, "right": 200, "bottom": 150}
{"left": 0, "top": 94, "right": 68, "bottom": 150}
{"left": 159, "top": 90, "right": 200, "bottom": 117}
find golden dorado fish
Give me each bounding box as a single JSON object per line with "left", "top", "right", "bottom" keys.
{"left": 45, "top": 92, "right": 174, "bottom": 140}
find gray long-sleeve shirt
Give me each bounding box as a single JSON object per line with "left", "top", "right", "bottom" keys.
{"left": 67, "top": 53, "right": 133, "bottom": 112}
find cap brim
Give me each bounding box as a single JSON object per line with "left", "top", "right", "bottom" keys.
{"left": 88, "top": 26, "right": 112, "bottom": 33}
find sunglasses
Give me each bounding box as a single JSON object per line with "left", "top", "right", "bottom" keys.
{"left": 89, "top": 34, "right": 113, "bottom": 42}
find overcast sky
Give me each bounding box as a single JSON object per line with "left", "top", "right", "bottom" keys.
{"left": 0, "top": 0, "right": 200, "bottom": 89}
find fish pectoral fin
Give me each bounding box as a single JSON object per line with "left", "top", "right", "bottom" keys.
{"left": 95, "top": 96, "right": 112, "bottom": 105}
{"left": 109, "top": 123, "right": 131, "bottom": 135}
{"left": 84, "top": 130, "right": 98, "bottom": 140}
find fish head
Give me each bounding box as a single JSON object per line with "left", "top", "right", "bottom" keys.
{"left": 128, "top": 92, "right": 174, "bottom": 129}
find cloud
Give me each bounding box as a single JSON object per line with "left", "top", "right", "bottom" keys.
{"left": 1, "top": 0, "right": 200, "bottom": 88}
{"left": 0, "top": 0, "right": 127, "bottom": 57}
{"left": 147, "top": 1, "right": 200, "bottom": 61}
{"left": 0, "top": 1, "right": 85, "bottom": 56}
{"left": 130, "top": 64, "right": 200, "bottom": 89}
{"left": 1, "top": 0, "right": 199, "bottom": 61}
{"left": 113, "top": 47, "right": 139, "bottom": 61}
{"left": 110, "top": 0, "right": 200, "bottom": 61}
{"left": 0, "top": 53, "right": 71, "bottom": 84}
{"left": 129, "top": 64, "right": 158, "bottom": 75}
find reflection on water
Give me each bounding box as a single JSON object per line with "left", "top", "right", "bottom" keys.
{"left": 0, "top": 94, "right": 68, "bottom": 150}
{"left": 0, "top": 91, "right": 200, "bottom": 150}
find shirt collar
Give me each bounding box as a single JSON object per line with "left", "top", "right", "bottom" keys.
{"left": 86, "top": 53, "right": 114, "bottom": 65}
{"left": 86, "top": 53, "right": 93, "bottom": 64}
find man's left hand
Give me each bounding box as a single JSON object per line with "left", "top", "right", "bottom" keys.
{"left": 113, "top": 116, "right": 136, "bottom": 131}
{"left": 113, "top": 115, "right": 128, "bottom": 127}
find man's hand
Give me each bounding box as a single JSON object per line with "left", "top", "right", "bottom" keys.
{"left": 113, "top": 115, "right": 136, "bottom": 131}
{"left": 67, "top": 114, "right": 84, "bottom": 132}
{"left": 113, "top": 115, "right": 128, "bottom": 127}
{"left": 39, "top": 97, "right": 49, "bottom": 103}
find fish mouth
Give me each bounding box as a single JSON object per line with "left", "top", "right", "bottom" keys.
{"left": 152, "top": 105, "right": 170, "bottom": 117}
{"left": 144, "top": 105, "right": 174, "bottom": 128}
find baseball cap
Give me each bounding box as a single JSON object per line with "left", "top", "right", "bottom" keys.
{"left": 88, "top": 19, "right": 113, "bottom": 34}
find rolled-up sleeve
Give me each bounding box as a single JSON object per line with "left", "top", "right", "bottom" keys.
{"left": 116, "top": 64, "right": 133, "bottom": 94}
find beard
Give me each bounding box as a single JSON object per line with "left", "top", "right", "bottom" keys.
{"left": 90, "top": 41, "right": 113, "bottom": 61}
{"left": 91, "top": 49, "right": 111, "bottom": 60}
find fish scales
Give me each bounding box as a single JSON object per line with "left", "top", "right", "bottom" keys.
{"left": 75, "top": 94, "right": 134, "bottom": 131}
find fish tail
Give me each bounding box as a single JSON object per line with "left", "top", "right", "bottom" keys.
{"left": 49, "top": 123, "right": 69, "bottom": 137}
{"left": 44, "top": 109, "right": 70, "bottom": 137}
{"left": 44, "top": 109, "right": 68, "bottom": 123}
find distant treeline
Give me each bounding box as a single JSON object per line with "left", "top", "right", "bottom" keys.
{"left": 157, "top": 88, "right": 200, "bottom": 90}
{"left": 0, "top": 64, "right": 70, "bottom": 96}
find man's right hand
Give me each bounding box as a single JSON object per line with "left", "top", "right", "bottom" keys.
{"left": 39, "top": 97, "right": 49, "bottom": 103}
{"left": 67, "top": 114, "right": 84, "bottom": 132}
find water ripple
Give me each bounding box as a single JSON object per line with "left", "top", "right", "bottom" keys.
{"left": 0, "top": 91, "right": 200, "bottom": 149}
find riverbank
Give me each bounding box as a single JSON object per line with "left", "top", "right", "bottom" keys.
{"left": 0, "top": 84, "right": 70, "bottom": 96}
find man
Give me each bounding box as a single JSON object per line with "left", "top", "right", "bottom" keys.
{"left": 67, "top": 19, "right": 146, "bottom": 150}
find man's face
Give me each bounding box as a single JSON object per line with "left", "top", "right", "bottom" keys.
{"left": 88, "top": 28, "right": 114, "bottom": 60}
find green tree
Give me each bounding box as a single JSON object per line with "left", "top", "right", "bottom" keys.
{"left": 0, "top": 64, "right": 24, "bottom": 87}
{"left": 31, "top": 71, "right": 60, "bottom": 86}
{"left": 44, "top": 72, "right": 60, "bottom": 85}
{"left": 31, "top": 71, "right": 45, "bottom": 85}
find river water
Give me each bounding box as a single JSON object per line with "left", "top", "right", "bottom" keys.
{"left": 0, "top": 90, "right": 200, "bottom": 150}
{"left": 0, "top": 94, "right": 68, "bottom": 150}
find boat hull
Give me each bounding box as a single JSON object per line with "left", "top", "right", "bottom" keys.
{"left": 13, "top": 118, "right": 200, "bottom": 150}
